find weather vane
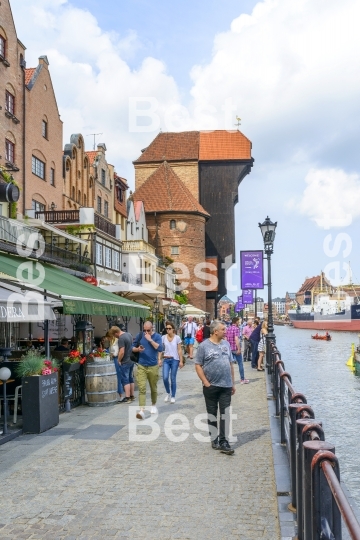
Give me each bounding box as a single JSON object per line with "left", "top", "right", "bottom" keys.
{"left": 234, "top": 116, "right": 241, "bottom": 128}
{"left": 86, "top": 133, "right": 103, "bottom": 150}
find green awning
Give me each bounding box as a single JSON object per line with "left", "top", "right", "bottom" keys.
{"left": 0, "top": 253, "right": 149, "bottom": 318}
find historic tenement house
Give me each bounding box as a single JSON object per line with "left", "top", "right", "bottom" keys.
{"left": 0, "top": 0, "right": 26, "bottom": 217}
{"left": 25, "top": 56, "right": 63, "bottom": 215}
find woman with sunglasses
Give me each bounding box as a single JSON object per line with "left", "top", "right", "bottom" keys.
{"left": 161, "top": 321, "right": 184, "bottom": 403}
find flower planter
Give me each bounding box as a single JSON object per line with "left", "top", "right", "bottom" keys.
{"left": 22, "top": 373, "right": 59, "bottom": 433}
{"left": 93, "top": 355, "right": 110, "bottom": 363}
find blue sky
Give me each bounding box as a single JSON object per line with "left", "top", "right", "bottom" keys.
{"left": 10, "top": 0, "right": 360, "bottom": 299}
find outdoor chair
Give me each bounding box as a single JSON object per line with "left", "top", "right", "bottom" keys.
{"left": 0, "top": 384, "right": 22, "bottom": 424}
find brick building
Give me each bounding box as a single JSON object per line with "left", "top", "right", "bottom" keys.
{"left": 24, "top": 56, "right": 63, "bottom": 214}
{"left": 133, "top": 130, "right": 253, "bottom": 315}
{"left": 133, "top": 161, "right": 209, "bottom": 311}
{"left": 0, "top": 0, "right": 26, "bottom": 217}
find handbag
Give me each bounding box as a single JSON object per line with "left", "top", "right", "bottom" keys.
{"left": 130, "top": 332, "right": 142, "bottom": 363}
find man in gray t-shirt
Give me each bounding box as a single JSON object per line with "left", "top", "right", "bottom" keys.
{"left": 195, "top": 321, "right": 236, "bottom": 455}
{"left": 118, "top": 325, "right": 135, "bottom": 403}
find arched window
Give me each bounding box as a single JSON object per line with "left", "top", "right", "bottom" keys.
{"left": 78, "top": 190, "right": 81, "bottom": 203}
{"left": 84, "top": 194, "right": 87, "bottom": 207}
{"left": 72, "top": 186, "right": 75, "bottom": 200}
{"left": 170, "top": 219, "right": 176, "bottom": 230}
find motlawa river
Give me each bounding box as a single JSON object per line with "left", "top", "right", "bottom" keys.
{"left": 274, "top": 325, "right": 360, "bottom": 507}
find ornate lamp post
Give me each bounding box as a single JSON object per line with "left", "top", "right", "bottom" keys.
{"left": 153, "top": 297, "right": 160, "bottom": 333}
{"left": 258, "top": 216, "right": 277, "bottom": 374}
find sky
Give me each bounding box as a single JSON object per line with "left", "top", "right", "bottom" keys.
{"left": 9, "top": 0, "right": 360, "bottom": 299}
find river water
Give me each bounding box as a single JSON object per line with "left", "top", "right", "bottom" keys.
{"left": 274, "top": 325, "right": 360, "bottom": 507}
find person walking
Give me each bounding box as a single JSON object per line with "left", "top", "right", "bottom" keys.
{"left": 226, "top": 317, "right": 249, "bottom": 384}
{"left": 108, "top": 326, "right": 123, "bottom": 402}
{"left": 161, "top": 321, "right": 184, "bottom": 403}
{"left": 195, "top": 320, "right": 236, "bottom": 455}
{"left": 257, "top": 320, "right": 268, "bottom": 371}
{"left": 118, "top": 324, "right": 135, "bottom": 403}
{"left": 182, "top": 316, "right": 197, "bottom": 359}
{"left": 203, "top": 318, "right": 211, "bottom": 340}
{"left": 242, "top": 320, "right": 253, "bottom": 362}
{"left": 133, "top": 321, "right": 162, "bottom": 419}
{"left": 250, "top": 319, "right": 261, "bottom": 369}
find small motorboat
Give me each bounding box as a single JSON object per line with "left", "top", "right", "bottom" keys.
{"left": 311, "top": 333, "right": 332, "bottom": 341}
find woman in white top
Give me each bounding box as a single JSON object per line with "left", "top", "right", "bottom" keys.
{"left": 161, "top": 320, "right": 184, "bottom": 403}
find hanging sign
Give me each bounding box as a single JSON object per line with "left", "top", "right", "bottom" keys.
{"left": 240, "top": 250, "right": 264, "bottom": 289}
{"left": 242, "top": 289, "right": 254, "bottom": 304}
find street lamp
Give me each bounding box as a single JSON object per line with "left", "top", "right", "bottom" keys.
{"left": 153, "top": 297, "right": 160, "bottom": 332}
{"left": 259, "top": 216, "right": 277, "bottom": 374}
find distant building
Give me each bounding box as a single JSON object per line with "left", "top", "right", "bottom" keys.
{"left": 273, "top": 297, "right": 286, "bottom": 315}
{"left": 217, "top": 295, "right": 235, "bottom": 318}
{"left": 296, "top": 273, "right": 332, "bottom": 306}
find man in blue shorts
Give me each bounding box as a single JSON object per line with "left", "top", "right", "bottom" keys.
{"left": 182, "top": 316, "right": 197, "bottom": 359}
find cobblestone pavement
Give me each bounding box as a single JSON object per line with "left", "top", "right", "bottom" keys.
{"left": 0, "top": 359, "right": 280, "bottom": 540}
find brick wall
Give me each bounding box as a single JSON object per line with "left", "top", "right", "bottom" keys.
{"left": 0, "top": 0, "right": 26, "bottom": 215}
{"left": 63, "top": 134, "right": 93, "bottom": 210}
{"left": 135, "top": 161, "right": 199, "bottom": 200}
{"left": 25, "top": 57, "right": 63, "bottom": 212}
{"left": 146, "top": 211, "right": 207, "bottom": 311}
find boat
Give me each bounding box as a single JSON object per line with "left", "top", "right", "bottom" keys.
{"left": 311, "top": 333, "right": 331, "bottom": 341}
{"left": 288, "top": 271, "right": 360, "bottom": 331}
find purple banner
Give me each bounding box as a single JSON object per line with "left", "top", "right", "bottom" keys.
{"left": 240, "top": 250, "right": 264, "bottom": 289}
{"left": 237, "top": 295, "right": 243, "bottom": 303}
{"left": 235, "top": 301, "right": 244, "bottom": 312}
{"left": 242, "top": 289, "right": 254, "bottom": 304}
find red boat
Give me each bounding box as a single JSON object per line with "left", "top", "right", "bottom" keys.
{"left": 311, "top": 333, "right": 332, "bottom": 341}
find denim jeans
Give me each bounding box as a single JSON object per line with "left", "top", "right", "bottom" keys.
{"left": 162, "top": 358, "right": 180, "bottom": 397}
{"left": 202, "top": 385, "right": 232, "bottom": 443}
{"left": 113, "top": 356, "right": 124, "bottom": 395}
{"left": 250, "top": 339, "right": 259, "bottom": 368}
{"left": 120, "top": 363, "right": 134, "bottom": 386}
{"left": 232, "top": 352, "right": 244, "bottom": 380}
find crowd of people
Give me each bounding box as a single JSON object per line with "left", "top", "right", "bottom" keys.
{"left": 101, "top": 312, "right": 268, "bottom": 456}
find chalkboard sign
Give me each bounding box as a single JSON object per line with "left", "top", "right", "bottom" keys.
{"left": 22, "top": 373, "right": 59, "bottom": 433}
{"left": 64, "top": 371, "right": 73, "bottom": 400}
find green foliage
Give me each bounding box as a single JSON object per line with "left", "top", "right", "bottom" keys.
{"left": 15, "top": 351, "right": 58, "bottom": 377}
{"left": 175, "top": 292, "right": 188, "bottom": 305}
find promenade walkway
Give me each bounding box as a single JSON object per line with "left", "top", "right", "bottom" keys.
{"left": 0, "top": 360, "right": 280, "bottom": 539}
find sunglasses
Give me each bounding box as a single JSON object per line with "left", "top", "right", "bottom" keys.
{"left": 166, "top": 327, "right": 173, "bottom": 330}
{"left": 144, "top": 330, "right": 152, "bottom": 333}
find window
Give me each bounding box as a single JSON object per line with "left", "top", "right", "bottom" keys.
{"left": 171, "top": 246, "right": 179, "bottom": 255}
{"left": 42, "top": 120, "right": 48, "bottom": 139}
{"left": 96, "top": 243, "right": 103, "bottom": 265}
{"left": 5, "top": 91, "right": 14, "bottom": 115}
{"left": 84, "top": 194, "right": 87, "bottom": 206}
{"left": 104, "top": 200, "right": 109, "bottom": 218}
{"left": 50, "top": 168, "right": 55, "bottom": 186}
{"left": 105, "top": 247, "right": 111, "bottom": 268}
{"left": 0, "top": 36, "right": 5, "bottom": 58}
{"left": 142, "top": 226, "right": 144, "bottom": 240}
{"left": 72, "top": 186, "right": 75, "bottom": 200}
{"left": 32, "top": 156, "right": 45, "bottom": 179}
{"left": 130, "top": 221, "right": 133, "bottom": 235}
{"left": 5, "top": 139, "right": 15, "bottom": 163}
{"left": 97, "top": 196, "right": 102, "bottom": 213}
{"left": 116, "top": 185, "right": 123, "bottom": 203}
{"left": 78, "top": 190, "right": 81, "bottom": 203}
{"left": 170, "top": 219, "right": 176, "bottom": 230}
{"left": 113, "top": 251, "right": 120, "bottom": 271}
{"left": 101, "top": 169, "right": 106, "bottom": 186}
{"left": 31, "top": 199, "right": 45, "bottom": 212}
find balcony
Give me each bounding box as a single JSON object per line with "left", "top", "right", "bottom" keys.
{"left": 35, "top": 208, "right": 117, "bottom": 238}
{"left": 0, "top": 216, "right": 91, "bottom": 271}
{"left": 122, "top": 240, "right": 155, "bottom": 255}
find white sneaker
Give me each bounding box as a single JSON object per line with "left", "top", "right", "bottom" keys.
{"left": 170, "top": 397, "right": 175, "bottom": 404}
{"left": 164, "top": 394, "right": 170, "bottom": 402}
{"left": 136, "top": 410, "right": 145, "bottom": 420}
{"left": 150, "top": 406, "right": 158, "bottom": 414}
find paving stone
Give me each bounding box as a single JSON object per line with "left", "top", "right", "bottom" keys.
{"left": 0, "top": 359, "right": 279, "bottom": 538}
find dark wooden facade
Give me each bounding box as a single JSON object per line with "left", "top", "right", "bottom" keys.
{"left": 199, "top": 159, "right": 254, "bottom": 307}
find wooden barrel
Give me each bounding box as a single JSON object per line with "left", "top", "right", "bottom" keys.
{"left": 85, "top": 362, "right": 117, "bottom": 406}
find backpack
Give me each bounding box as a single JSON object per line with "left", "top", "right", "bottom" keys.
{"left": 195, "top": 327, "right": 204, "bottom": 343}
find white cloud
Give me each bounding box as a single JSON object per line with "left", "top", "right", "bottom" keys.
{"left": 294, "top": 168, "right": 360, "bottom": 228}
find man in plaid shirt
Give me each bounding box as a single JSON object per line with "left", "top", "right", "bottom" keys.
{"left": 226, "top": 317, "right": 249, "bottom": 384}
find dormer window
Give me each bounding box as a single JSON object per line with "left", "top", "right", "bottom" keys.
{"left": 170, "top": 219, "right": 176, "bottom": 230}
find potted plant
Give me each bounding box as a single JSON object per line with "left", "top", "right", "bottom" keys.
{"left": 15, "top": 352, "right": 59, "bottom": 433}
{"left": 62, "top": 350, "right": 87, "bottom": 411}
{"left": 63, "top": 349, "right": 86, "bottom": 372}
{"left": 89, "top": 348, "right": 110, "bottom": 363}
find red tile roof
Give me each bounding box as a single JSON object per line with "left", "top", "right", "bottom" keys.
{"left": 133, "top": 162, "right": 210, "bottom": 217}
{"left": 25, "top": 68, "right": 36, "bottom": 86}
{"left": 133, "top": 130, "right": 253, "bottom": 163}
{"left": 199, "top": 130, "right": 252, "bottom": 161}
{"left": 85, "top": 151, "right": 97, "bottom": 163}
{"left": 134, "top": 132, "right": 200, "bottom": 163}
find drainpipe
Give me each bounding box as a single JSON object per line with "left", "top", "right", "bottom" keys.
{"left": 21, "top": 58, "right": 26, "bottom": 216}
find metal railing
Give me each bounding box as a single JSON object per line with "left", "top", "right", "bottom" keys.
{"left": 94, "top": 213, "right": 116, "bottom": 238}
{"left": 0, "top": 215, "right": 39, "bottom": 245}
{"left": 35, "top": 210, "right": 80, "bottom": 223}
{"left": 270, "top": 342, "right": 360, "bottom": 539}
